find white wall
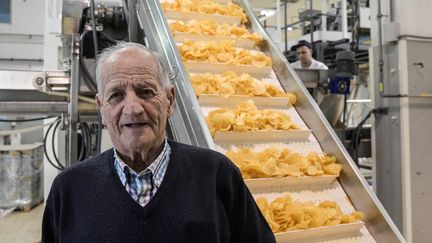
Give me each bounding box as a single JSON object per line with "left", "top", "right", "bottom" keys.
{"left": 395, "top": 0, "right": 432, "bottom": 37}
{"left": 0, "top": 0, "right": 45, "bottom": 61}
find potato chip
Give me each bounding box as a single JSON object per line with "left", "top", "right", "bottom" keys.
{"left": 169, "top": 20, "right": 263, "bottom": 44}
{"left": 190, "top": 72, "right": 296, "bottom": 104}
{"left": 205, "top": 100, "right": 298, "bottom": 136}
{"left": 178, "top": 40, "right": 272, "bottom": 67}
{"left": 225, "top": 147, "right": 341, "bottom": 179}
{"left": 162, "top": 0, "right": 248, "bottom": 24}
{"left": 256, "top": 194, "right": 364, "bottom": 233}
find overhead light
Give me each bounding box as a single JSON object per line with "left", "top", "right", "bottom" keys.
{"left": 287, "top": 26, "right": 293, "bottom": 31}
{"left": 260, "top": 10, "right": 275, "bottom": 17}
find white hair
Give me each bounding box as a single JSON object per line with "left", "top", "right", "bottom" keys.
{"left": 95, "top": 42, "right": 172, "bottom": 97}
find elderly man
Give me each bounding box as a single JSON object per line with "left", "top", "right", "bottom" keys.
{"left": 291, "top": 40, "right": 328, "bottom": 70}
{"left": 42, "top": 42, "right": 275, "bottom": 243}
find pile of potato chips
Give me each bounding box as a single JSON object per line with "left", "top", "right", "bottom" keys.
{"left": 169, "top": 20, "right": 262, "bottom": 44}
{"left": 178, "top": 40, "right": 272, "bottom": 67}
{"left": 191, "top": 72, "right": 296, "bottom": 101}
{"left": 256, "top": 194, "right": 364, "bottom": 233}
{"left": 161, "top": 0, "right": 248, "bottom": 24}
{"left": 225, "top": 147, "right": 342, "bottom": 178}
{"left": 206, "top": 100, "right": 298, "bottom": 136}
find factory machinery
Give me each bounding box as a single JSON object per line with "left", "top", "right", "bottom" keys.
{"left": 0, "top": 0, "right": 406, "bottom": 242}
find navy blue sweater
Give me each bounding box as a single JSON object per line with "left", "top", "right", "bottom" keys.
{"left": 42, "top": 141, "right": 275, "bottom": 243}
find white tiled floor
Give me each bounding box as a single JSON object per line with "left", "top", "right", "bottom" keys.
{"left": 0, "top": 204, "right": 43, "bottom": 243}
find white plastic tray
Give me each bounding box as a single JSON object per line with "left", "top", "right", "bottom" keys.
{"left": 274, "top": 221, "right": 364, "bottom": 242}
{"left": 245, "top": 176, "right": 338, "bottom": 193}
{"left": 198, "top": 94, "right": 293, "bottom": 107}
{"left": 184, "top": 61, "right": 272, "bottom": 78}
{"left": 164, "top": 10, "right": 241, "bottom": 25}
{"left": 173, "top": 32, "right": 256, "bottom": 49}
{"left": 213, "top": 130, "right": 312, "bottom": 143}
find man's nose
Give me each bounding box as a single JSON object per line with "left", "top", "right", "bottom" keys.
{"left": 123, "top": 91, "right": 144, "bottom": 115}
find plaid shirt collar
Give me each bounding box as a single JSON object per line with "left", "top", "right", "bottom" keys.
{"left": 113, "top": 139, "right": 171, "bottom": 188}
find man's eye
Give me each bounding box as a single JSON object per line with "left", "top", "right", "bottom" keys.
{"left": 108, "top": 91, "right": 123, "bottom": 101}
{"left": 137, "top": 89, "right": 156, "bottom": 99}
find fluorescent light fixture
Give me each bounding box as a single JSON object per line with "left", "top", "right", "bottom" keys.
{"left": 260, "top": 10, "right": 275, "bottom": 17}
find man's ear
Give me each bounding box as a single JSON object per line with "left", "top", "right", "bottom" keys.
{"left": 167, "top": 85, "right": 176, "bottom": 117}
{"left": 96, "top": 94, "right": 106, "bottom": 126}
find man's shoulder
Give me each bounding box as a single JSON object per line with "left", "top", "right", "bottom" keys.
{"left": 53, "top": 148, "right": 114, "bottom": 184}
{"left": 290, "top": 60, "right": 302, "bottom": 68}
{"left": 312, "top": 59, "right": 328, "bottom": 69}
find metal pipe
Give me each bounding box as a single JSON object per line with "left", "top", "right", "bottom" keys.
{"left": 341, "top": 0, "right": 348, "bottom": 39}
{"left": 276, "top": 0, "right": 281, "bottom": 45}
{"left": 284, "top": 1, "right": 288, "bottom": 52}
{"left": 128, "top": 0, "right": 138, "bottom": 42}
{"left": 0, "top": 58, "right": 43, "bottom": 62}
{"left": 389, "top": 0, "right": 394, "bottom": 22}
{"left": 68, "top": 35, "right": 80, "bottom": 166}
{"left": 309, "top": 0, "right": 314, "bottom": 44}
{"left": 377, "top": 0, "right": 385, "bottom": 94}
{"left": 321, "top": 0, "right": 327, "bottom": 32}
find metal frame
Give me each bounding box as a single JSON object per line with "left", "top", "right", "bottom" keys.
{"left": 133, "top": 0, "right": 404, "bottom": 241}
{"left": 67, "top": 34, "right": 80, "bottom": 166}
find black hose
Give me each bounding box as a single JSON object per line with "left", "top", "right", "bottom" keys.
{"left": 78, "top": 124, "right": 86, "bottom": 161}
{"left": 83, "top": 123, "right": 92, "bottom": 158}
{"left": 43, "top": 119, "right": 64, "bottom": 170}
{"left": 99, "top": 31, "right": 119, "bottom": 44}
{"left": 352, "top": 110, "right": 372, "bottom": 165}
{"left": 51, "top": 119, "right": 65, "bottom": 169}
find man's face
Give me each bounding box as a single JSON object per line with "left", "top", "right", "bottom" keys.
{"left": 96, "top": 48, "right": 175, "bottom": 157}
{"left": 296, "top": 46, "right": 313, "bottom": 64}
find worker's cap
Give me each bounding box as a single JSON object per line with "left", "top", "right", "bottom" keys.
{"left": 291, "top": 40, "right": 313, "bottom": 51}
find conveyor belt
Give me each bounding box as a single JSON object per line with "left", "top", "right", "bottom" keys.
{"left": 135, "top": 0, "right": 405, "bottom": 242}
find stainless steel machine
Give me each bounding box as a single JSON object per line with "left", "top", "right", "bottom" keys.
{"left": 133, "top": 0, "right": 403, "bottom": 242}
{"left": 369, "top": 1, "right": 432, "bottom": 242}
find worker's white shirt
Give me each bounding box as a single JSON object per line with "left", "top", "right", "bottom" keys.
{"left": 291, "top": 58, "right": 328, "bottom": 70}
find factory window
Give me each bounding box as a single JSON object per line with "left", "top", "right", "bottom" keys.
{"left": 0, "top": 0, "right": 11, "bottom": 23}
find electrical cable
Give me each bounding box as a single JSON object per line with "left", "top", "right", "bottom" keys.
{"left": 99, "top": 31, "right": 119, "bottom": 44}
{"left": 352, "top": 111, "right": 371, "bottom": 165}
{"left": 78, "top": 124, "right": 86, "bottom": 161}
{"left": 43, "top": 118, "right": 64, "bottom": 170}
{"left": 84, "top": 123, "right": 91, "bottom": 158}
{"left": 351, "top": 107, "right": 388, "bottom": 165}
{"left": 51, "top": 119, "right": 64, "bottom": 169}
{"left": 0, "top": 116, "right": 57, "bottom": 122}
{"left": 82, "top": 123, "right": 91, "bottom": 158}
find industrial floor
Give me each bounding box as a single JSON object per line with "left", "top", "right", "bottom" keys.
{"left": 0, "top": 204, "right": 43, "bottom": 243}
